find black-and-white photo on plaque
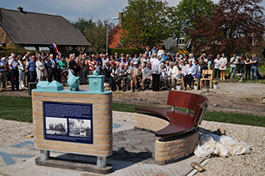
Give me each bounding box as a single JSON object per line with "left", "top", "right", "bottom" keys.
{"left": 43, "top": 102, "right": 93, "bottom": 144}
{"left": 46, "top": 117, "right": 68, "bottom": 136}
{"left": 69, "top": 119, "right": 91, "bottom": 138}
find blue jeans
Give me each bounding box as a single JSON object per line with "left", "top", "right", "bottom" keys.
{"left": 251, "top": 66, "right": 257, "bottom": 80}
{"left": 196, "top": 71, "right": 201, "bottom": 83}
{"left": 229, "top": 67, "right": 236, "bottom": 79}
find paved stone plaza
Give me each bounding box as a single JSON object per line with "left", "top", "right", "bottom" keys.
{"left": 0, "top": 111, "right": 204, "bottom": 176}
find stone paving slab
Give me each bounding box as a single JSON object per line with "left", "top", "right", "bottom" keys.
{"left": 0, "top": 113, "right": 205, "bottom": 176}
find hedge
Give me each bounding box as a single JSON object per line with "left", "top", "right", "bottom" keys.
{"left": 109, "top": 47, "right": 143, "bottom": 56}
{"left": 0, "top": 47, "right": 38, "bottom": 57}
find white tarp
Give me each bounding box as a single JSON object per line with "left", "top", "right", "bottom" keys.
{"left": 194, "top": 133, "right": 251, "bottom": 158}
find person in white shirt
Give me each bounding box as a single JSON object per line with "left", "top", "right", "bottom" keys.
{"left": 169, "top": 62, "right": 180, "bottom": 90}
{"left": 189, "top": 53, "right": 196, "bottom": 65}
{"left": 183, "top": 59, "right": 196, "bottom": 89}
{"left": 219, "top": 53, "right": 227, "bottom": 80}
{"left": 165, "top": 60, "right": 170, "bottom": 75}
{"left": 150, "top": 53, "right": 156, "bottom": 64}
{"left": 213, "top": 55, "right": 221, "bottom": 79}
{"left": 157, "top": 47, "right": 164, "bottom": 57}
{"left": 151, "top": 56, "right": 161, "bottom": 91}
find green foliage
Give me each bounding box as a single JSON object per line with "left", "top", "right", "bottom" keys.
{"left": 0, "top": 47, "right": 37, "bottom": 57}
{"left": 72, "top": 18, "right": 94, "bottom": 36}
{"left": 109, "top": 47, "right": 143, "bottom": 56}
{"left": 84, "top": 20, "right": 107, "bottom": 54}
{"left": 169, "top": 0, "right": 215, "bottom": 39}
{"left": 72, "top": 18, "right": 113, "bottom": 54}
{"left": 189, "top": 0, "right": 265, "bottom": 56}
{"left": 122, "top": 0, "right": 170, "bottom": 47}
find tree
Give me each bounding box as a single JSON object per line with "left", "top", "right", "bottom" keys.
{"left": 188, "top": 0, "right": 265, "bottom": 56}
{"left": 121, "top": 0, "right": 170, "bottom": 47}
{"left": 72, "top": 18, "right": 94, "bottom": 35}
{"left": 169, "top": 0, "right": 215, "bottom": 42}
{"left": 72, "top": 18, "right": 114, "bottom": 53}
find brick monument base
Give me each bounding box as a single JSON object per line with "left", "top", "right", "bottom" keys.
{"left": 134, "top": 113, "right": 199, "bottom": 165}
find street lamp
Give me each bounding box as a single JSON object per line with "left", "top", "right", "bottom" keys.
{"left": 106, "top": 17, "right": 119, "bottom": 54}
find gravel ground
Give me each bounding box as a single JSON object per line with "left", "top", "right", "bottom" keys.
{"left": 0, "top": 112, "right": 264, "bottom": 176}
{"left": 197, "top": 121, "right": 265, "bottom": 176}
{"left": 0, "top": 119, "right": 33, "bottom": 147}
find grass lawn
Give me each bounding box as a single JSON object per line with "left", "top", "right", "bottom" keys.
{"left": 0, "top": 96, "right": 265, "bottom": 127}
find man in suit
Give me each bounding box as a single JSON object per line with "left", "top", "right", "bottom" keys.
{"left": 102, "top": 62, "right": 114, "bottom": 91}
{"left": 27, "top": 55, "right": 36, "bottom": 82}
{"left": 46, "top": 54, "right": 57, "bottom": 82}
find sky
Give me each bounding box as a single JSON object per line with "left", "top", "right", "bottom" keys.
{"left": 0, "top": 0, "right": 264, "bottom": 24}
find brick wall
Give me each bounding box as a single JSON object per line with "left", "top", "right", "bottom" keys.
{"left": 32, "top": 91, "right": 112, "bottom": 156}
{"left": 0, "top": 26, "right": 15, "bottom": 47}
{"left": 134, "top": 113, "right": 199, "bottom": 165}
{"left": 155, "top": 131, "right": 199, "bottom": 165}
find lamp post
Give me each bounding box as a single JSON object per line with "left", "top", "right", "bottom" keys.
{"left": 106, "top": 17, "right": 119, "bottom": 54}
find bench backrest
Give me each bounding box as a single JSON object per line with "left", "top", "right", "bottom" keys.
{"left": 202, "top": 70, "right": 213, "bottom": 79}
{"left": 167, "top": 91, "right": 208, "bottom": 125}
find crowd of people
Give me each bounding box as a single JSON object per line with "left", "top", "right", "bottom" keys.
{"left": 0, "top": 47, "right": 262, "bottom": 92}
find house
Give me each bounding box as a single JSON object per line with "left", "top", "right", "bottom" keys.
{"left": 109, "top": 12, "right": 124, "bottom": 49}
{"left": 109, "top": 12, "right": 191, "bottom": 53}
{"left": 0, "top": 7, "right": 90, "bottom": 54}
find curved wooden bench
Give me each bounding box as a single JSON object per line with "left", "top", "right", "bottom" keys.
{"left": 135, "top": 91, "right": 208, "bottom": 138}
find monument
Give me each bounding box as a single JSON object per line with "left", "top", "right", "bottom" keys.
{"left": 32, "top": 73, "right": 113, "bottom": 174}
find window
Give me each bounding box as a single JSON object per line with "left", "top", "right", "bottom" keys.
{"left": 179, "top": 38, "right": 185, "bottom": 45}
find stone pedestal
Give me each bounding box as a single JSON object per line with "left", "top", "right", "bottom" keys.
{"left": 32, "top": 80, "right": 112, "bottom": 173}
{"left": 88, "top": 75, "right": 105, "bottom": 93}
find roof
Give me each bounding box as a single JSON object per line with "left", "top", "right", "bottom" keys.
{"left": 109, "top": 24, "right": 123, "bottom": 48}
{"left": 0, "top": 8, "right": 90, "bottom": 46}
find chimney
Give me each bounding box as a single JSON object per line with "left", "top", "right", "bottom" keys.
{"left": 119, "top": 12, "right": 123, "bottom": 25}
{"left": 17, "top": 6, "right": 23, "bottom": 12}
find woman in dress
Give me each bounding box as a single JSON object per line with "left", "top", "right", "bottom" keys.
{"left": 24, "top": 57, "right": 29, "bottom": 87}
{"left": 17, "top": 55, "right": 25, "bottom": 90}
{"left": 213, "top": 55, "right": 221, "bottom": 79}
{"left": 219, "top": 53, "right": 227, "bottom": 80}
{"left": 36, "top": 55, "right": 45, "bottom": 82}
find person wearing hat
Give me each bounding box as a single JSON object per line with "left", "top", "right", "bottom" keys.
{"left": 0, "top": 57, "right": 7, "bottom": 91}
{"left": 131, "top": 62, "right": 142, "bottom": 92}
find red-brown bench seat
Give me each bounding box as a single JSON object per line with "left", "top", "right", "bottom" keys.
{"left": 135, "top": 91, "right": 208, "bottom": 138}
